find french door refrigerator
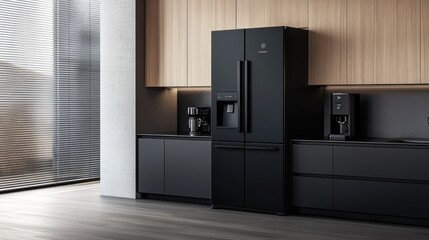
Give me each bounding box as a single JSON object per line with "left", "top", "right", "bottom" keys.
{"left": 211, "top": 26, "right": 323, "bottom": 215}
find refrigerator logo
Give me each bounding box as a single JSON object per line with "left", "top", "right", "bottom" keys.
{"left": 259, "top": 42, "right": 268, "bottom": 54}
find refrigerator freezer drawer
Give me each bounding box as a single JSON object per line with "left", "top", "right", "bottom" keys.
{"left": 212, "top": 142, "right": 285, "bottom": 213}
{"left": 245, "top": 143, "right": 285, "bottom": 213}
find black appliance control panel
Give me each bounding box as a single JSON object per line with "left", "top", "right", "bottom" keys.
{"left": 217, "top": 92, "right": 238, "bottom": 101}
{"left": 332, "top": 93, "right": 350, "bottom": 115}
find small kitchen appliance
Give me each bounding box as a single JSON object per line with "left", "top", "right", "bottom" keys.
{"left": 187, "top": 107, "right": 211, "bottom": 136}
{"left": 328, "top": 93, "right": 359, "bottom": 141}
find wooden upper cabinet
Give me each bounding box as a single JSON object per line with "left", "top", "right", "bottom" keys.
{"left": 308, "top": 0, "right": 346, "bottom": 85}
{"left": 237, "top": 0, "right": 308, "bottom": 29}
{"left": 188, "top": 0, "right": 236, "bottom": 87}
{"left": 375, "top": 0, "right": 420, "bottom": 84}
{"left": 347, "top": 0, "right": 420, "bottom": 85}
{"left": 146, "top": 0, "right": 188, "bottom": 87}
{"left": 346, "top": 0, "right": 377, "bottom": 85}
{"left": 146, "top": 0, "right": 425, "bottom": 87}
{"left": 422, "top": 0, "right": 429, "bottom": 84}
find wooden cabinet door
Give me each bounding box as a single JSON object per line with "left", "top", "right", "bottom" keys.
{"left": 376, "top": 0, "right": 420, "bottom": 84}
{"left": 146, "top": 0, "right": 188, "bottom": 87}
{"left": 188, "top": 0, "right": 236, "bottom": 87}
{"left": 308, "top": 0, "right": 346, "bottom": 85}
{"left": 346, "top": 0, "right": 377, "bottom": 84}
{"left": 237, "top": 0, "right": 308, "bottom": 29}
{"left": 347, "top": 0, "right": 420, "bottom": 85}
{"left": 422, "top": 0, "right": 429, "bottom": 83}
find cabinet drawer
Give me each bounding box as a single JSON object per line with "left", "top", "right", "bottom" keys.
{"left": 292, "top": 144, "right": 333, "bottom": 174}
{"left": 334, "top": 146, "right": 429, "bottom": 181}
{"left": 292, "top": 176, "right": 333, "bottom": 210}
{"left": 334, "top": 179, "right": 429, "bottom": 219}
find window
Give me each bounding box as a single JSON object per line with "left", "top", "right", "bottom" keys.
{"left": 0, "top": 0, "right": 100, "bottom": 191}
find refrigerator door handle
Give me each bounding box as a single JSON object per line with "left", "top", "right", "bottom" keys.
{"left": 237, "top": 61, "right": 242, "bottom": 132}
{"left": 244, "top": 60, "right": 249, "bottom": 133}
{"left": 244, "top": 146, "right": 279, "bottom": 151}
{"left": 213, "top": 145, "right": 243, "bottom": 150}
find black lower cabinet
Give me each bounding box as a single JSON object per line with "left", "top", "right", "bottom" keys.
{"left": 292, "top": 144, "right": 333, "bottom": 175}
{"left": 138, "top": 137, "right": 211, "bottom": 201}
{"left": 165, "top": 140, "right": 211, "bottom": 199}
{"left": 212, "top": 142, "right": 245, "bottom": 208}
{"left": 212, "top": 141, "right": 285, "bottom": 213}
{"left": 245, "top": 143, "right": 284, "bottom": 212}
{"left": 334, "top": 146, "right": 429, "bottom": 181}
{"left": 292, "top": 176, "right": 333, "bottom": 210}
{"left": 291, "top": 141, "right": 429, "bottom": 225}
{"left": 138, "top": 138, "right": 165, "bottom": 194}
{"left": 334, "top": 179, "right": 429, "bottom": 219}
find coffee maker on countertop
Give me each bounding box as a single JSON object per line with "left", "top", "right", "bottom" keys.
{"left": 327, "top": 93, "right": 359, "bottom": 141}
{"left": 188, "top": 107, "right": 211, "bottom": 136}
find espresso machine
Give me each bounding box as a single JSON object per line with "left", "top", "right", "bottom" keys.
{"left": 327, "top": 93, "right": 359, "bottom": 141}
{"left": 188, "top": 107, "right": 211, "bottom": 136}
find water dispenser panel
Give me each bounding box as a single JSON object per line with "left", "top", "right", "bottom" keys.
{"left": 216, "top": 92, "right": 239, "bottom": 128}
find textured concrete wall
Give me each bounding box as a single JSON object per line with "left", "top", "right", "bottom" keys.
{"left": 100, "top": 0, "right": 136, "bottom": 198}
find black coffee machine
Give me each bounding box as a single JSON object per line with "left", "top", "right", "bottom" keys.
{"left": 187, "top": 107, "right": 211, "bottom": 136}
{"left": 326, "top": 93, "right": 359, "bottom": 141}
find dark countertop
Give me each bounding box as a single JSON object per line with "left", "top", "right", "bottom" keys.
{"left": 137, "top": 132, "right": 211, "bottom": 140}
{"left": 292, "top": 138, "right": 429, "bottom": 147}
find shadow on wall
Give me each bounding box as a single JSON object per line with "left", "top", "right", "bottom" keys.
{"left": 0, "top": 60, "right": 54, "bottom": 176}
{"left": 359, "top": 91, "right": 429, "bottom": 139}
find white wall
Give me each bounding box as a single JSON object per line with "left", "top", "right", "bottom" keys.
{"left": 100, "top": 0, "right": 136, "bottom": 198}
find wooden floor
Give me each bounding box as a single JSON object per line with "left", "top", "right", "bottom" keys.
{"left": 0, "top": 182, "right": 428, "bottom": 240}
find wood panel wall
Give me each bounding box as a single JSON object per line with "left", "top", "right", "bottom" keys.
{"left": 237, "top": 0, "right": 308, "bottom": 28}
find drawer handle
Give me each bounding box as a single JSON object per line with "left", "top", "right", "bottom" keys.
{"left": 213, "top": 145, "right": 279, "bottom": 151}
{"left": 213, "top": 145, "right": 242, "bottom": 149}
{"left": 245, "top": 146, "right": 279, "bottom": 151}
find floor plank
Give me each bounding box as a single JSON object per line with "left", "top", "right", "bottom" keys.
{"left": 0, "top": 182, "right": 428, "bottom": 240}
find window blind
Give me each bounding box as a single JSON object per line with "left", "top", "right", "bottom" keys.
{"left": 0, "top": 0, "right": 100, "bottom": 191}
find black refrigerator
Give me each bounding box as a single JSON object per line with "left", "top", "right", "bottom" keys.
{"left": 211, "top": 26, "right": 323, "bottom": 215}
